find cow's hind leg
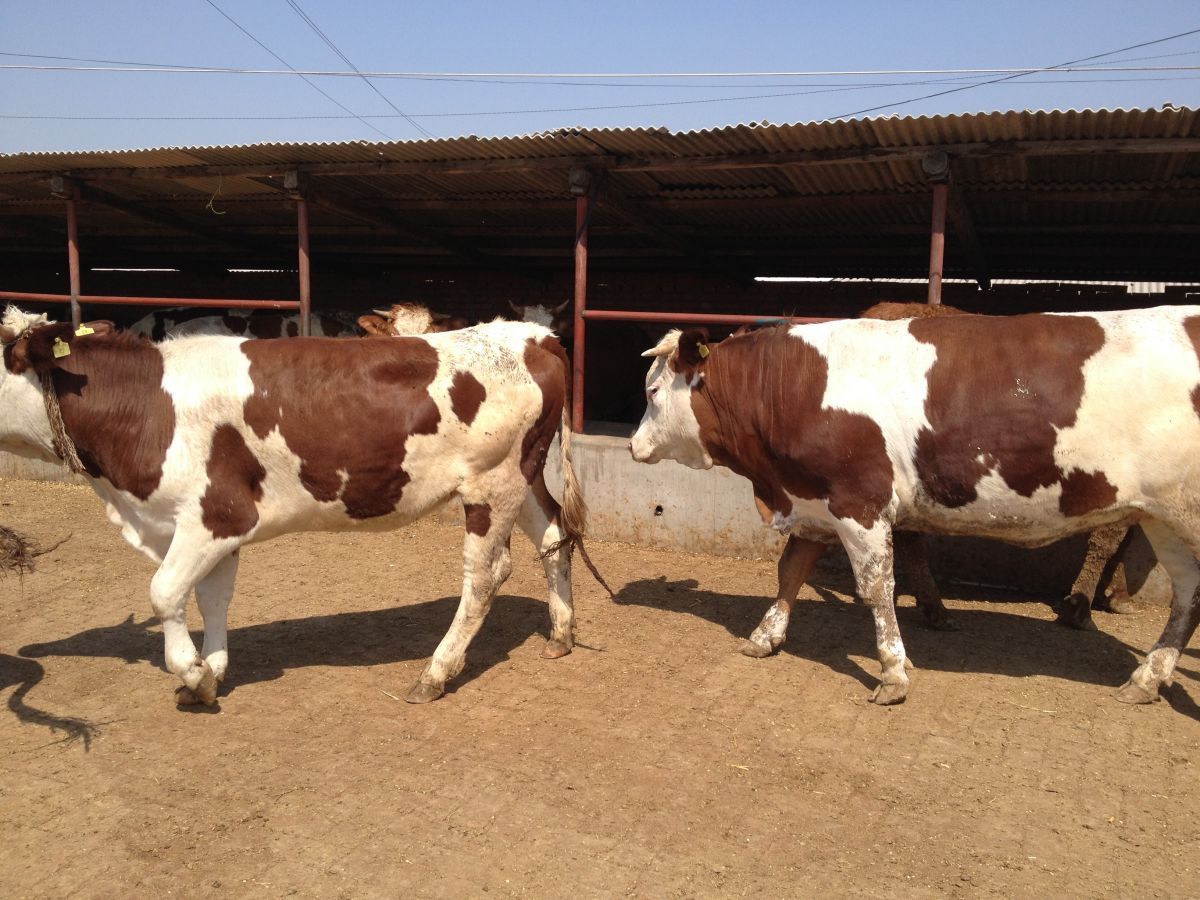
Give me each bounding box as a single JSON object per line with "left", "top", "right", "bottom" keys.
{"left": 839, "top": 522, "right": 909, "bottom": 705}
{"left": 407, "top": 479, "right": 525, "bottom": 704}
{"left": 150, "top": 531, "right": 239, "bottom": 706}
{"left": 1116, "top": 520, "right": 1200, "bottom": 704}
{"left": 195, "top": 550, "right": 240, "bottom": 686}
{"left": 894, "top": 531, "right": 957, "bottom": 631}
{"left": 742, "top": 536, "right": 825, "bottom": 657}
{"left": 515, "top": 473, "right": 574, "bottom": 659}
{"left": 1056, "top": 524, "right": 1129, "bottom": 629}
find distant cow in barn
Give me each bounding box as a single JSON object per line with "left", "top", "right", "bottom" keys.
{"left": 357, "top": 303, "right": 471, "bottom": 337}
{"left": 1, "top": 306, "right": 587, "bottom": 706}
{"left": 630, "top": 307, "right": 1200, "bottom": 705}
{"left": 128, "top": 307, "right": 362, "bottom": 340}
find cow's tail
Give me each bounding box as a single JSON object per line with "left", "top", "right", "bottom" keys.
{"left": 548, "top": 370, "right": 614, "bottom": 597}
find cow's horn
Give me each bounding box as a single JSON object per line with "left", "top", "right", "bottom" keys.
{"left": 551, "top": 299, "right": 570, "bottom": 315}
{"left": 507, "top": 300, "right": 523, "bottom": 315}
{"left": 372, "top": 308, "right": 391, "bottom": 317}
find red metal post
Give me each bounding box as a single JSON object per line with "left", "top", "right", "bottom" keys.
{"left": 571, "top": 190, "right": 590, "bottom": 433}
{"left": 297, "top": 196, "right": 312, "bottom": 336}
{"left": 66, "top": 189, "right": 81, "bottom": 327}
{"left": 927, "top": 180, "right": 948, "bottom": 306}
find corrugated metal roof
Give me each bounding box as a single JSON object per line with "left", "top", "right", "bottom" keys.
{"left": 2, "top": 106, "right": 1198, "bottom": 170}
{"left": 2, "top": 107, "right": 1199, "bottom": 283}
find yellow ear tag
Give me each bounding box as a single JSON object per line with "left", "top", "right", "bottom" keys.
{"left": 52, "top": 337, "right": 71, "bottom": 358}
{"left": 697, "top": 342, "right": 710, "bottom": 359}
{"left": 74, "top": 325, "right": 95, "bottom": 336}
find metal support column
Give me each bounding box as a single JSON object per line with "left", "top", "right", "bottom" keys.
{"left": 922, "top": 151, "right": 950, "bottom": 307}
{"left": 570, "top": 169, "right": 593, "bottom": 433}
{"left": 52, "top": 177, "right": 82, "bottom": 327}
{"left": 297, "top": 195, "right": 311, "bottom": 336}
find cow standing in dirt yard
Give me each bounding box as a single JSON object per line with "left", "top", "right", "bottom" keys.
{"left": 630, "top": 307, "right": 1200, "bottom": 705}
{"left": 750, "top": 301, "right": 1135, "bottom": 642}
{"left": 1, "top": 306, "right": 586, "bottom": 705}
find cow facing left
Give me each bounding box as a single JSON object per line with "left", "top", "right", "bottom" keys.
{"left": 0, "top": 305, "right": 585, "bottom": 706}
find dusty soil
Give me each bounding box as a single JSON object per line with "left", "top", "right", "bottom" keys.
{"left": 2, "top": 479, "right": 1199, "bottom": 899}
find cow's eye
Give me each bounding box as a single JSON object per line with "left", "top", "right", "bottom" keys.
{"left": 647, "top": 385, "right": 660, "bottom": 400}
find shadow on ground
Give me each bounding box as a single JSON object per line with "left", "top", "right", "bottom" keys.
{"left": 612, "top": 575, "right": 1196, "bottom": 718}
{"left": 0, "top": 652, "right": 101, "bottom": 748}
{"left": 18, "top": 594, "right": 552, "bottom": 704}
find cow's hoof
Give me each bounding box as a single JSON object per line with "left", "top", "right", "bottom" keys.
{"left": 174, "top": 685, "right": 205, "bottom": 706}
{"left": 870, "top": 682, "right": 908, "bottom": 705}
{"left": 924, "top": 613, "right": 959, "bottom": 632}
{"left": 1098, "top": 596, "right": 1136, "bottom": 615}
{"left": 1114, "top": 680, "right": 1157, "bottom": 704}
{"left": 1055, "top": 593, "right": 1095, "bottom": 630}
{"left": 176, "top": 660, "right": 219, "bottom": 706}
{"left": 541, "top": 639, "right": 573, "bottom": 659}
{"left": 739, "top": 639, "right": 774, "bottom": 658}
{"left": 405, "top": 681, "right": 444, "bottom": 704}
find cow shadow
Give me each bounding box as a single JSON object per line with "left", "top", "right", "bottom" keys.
{"left": 18, "top": 594, "right": 555, "bottom": 705}
{"left": 0, "top": 652, "right": 102, "bottom": 749}
{"left": 613, "top": 575, "right": 1199, "bottom": 720}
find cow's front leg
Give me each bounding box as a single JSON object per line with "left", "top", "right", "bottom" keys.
{"left": 742, "top": 536, "right": 825, "bottom": 657}
{"left": 407, "top": 486, "right": 523, "bottom": 704}
{"left": 515, "top": 473, "right": 574, "bottom": 659}
{"left": 150, "top": 532, "right": 238, "bottom": 706}
{"left": 195, "top": 550, "right": 240, "bottom": 686}
{"left": 839, "top": 521, "right": 909, "bottom": 705}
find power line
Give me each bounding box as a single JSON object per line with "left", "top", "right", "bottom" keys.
{"left": 3, "top": 54, "right": 1200, "bottom": 79}
{"left": 198, "top": 0, "right": 395, "bottom": 141}
{"left": 826, "top": 25, "right": 1200, "bottom": 120}
{"left": 4, "top": 75, "right": 1197, "bottom": 122}
{"left": 281, "top": 0, "right": 433, "bottom": 138}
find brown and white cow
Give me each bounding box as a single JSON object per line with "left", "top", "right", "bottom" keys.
{"left": 753, "top": 302, "right": 1133, "bottom": 642}
{"left": 631, "top": 307, "right": 1200, "bottom": 705}
{"left": 356, "top": 303, "right": 470, "bottom": 337}
{"left": 128, "top": 307, "right": 361, "bottom": 340}
{"left": 1, "top": 306, "right": 585, "bottom": 706}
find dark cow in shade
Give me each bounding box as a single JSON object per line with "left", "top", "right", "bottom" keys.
{"left": 128, "top": 307, "right": 362, "bottom": 340}
{"left": 1, "top": 306, "right": 586, "bottom": 705}
{"left": 631, "top": 306, "right": 1200, "bottom": 705}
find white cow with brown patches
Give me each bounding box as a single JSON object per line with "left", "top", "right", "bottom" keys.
{"left": 1, "top": 305, "right": 586, "bottom": 706}
{"left": 631, "top": 307, "right": 1200, "bottom": 706}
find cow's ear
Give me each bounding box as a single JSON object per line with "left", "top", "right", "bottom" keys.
{"left": 357, "top": 314, "right": 389, "bottom": 336}
{"left": 79, "top": 319, "right": 116, "bottom": 337}
{"left": 675, "top": 328, "right": 712, "bottom": 368}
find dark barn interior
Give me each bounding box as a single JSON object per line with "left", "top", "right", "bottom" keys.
{"left": 2, "top": 106, "right": 1199, "bottom": 425}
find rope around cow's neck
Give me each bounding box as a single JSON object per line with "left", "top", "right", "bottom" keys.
{"left": 40, "top": 372, "right": 86, "bottom": 475}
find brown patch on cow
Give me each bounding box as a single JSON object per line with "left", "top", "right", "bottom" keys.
{"left": 16, "top": 325, "right": 175, "bottom": 500}
{"left": 519, "top": 337, "right": 569, "bottom": 485}
{"left": 463, "top": 502, "right": 491, "bottom": 536}
{"left": 222, "top": 315, "right": 249, "bottom": 336}
{"left": 910, "top": 313, "right": 1106, "bottom": 508}
{"left": 200, "top": 425, "right": 266, "bottom": 538}
{"left": 1183, "top": 317, "right": 1200, "bottom": 418}
{"left": 449, "top": 371, "right": 487, "bottom": 426}
{"left": 861, "top": 302, "right": 967, "bottom": 321}
{"left": 286, "top": 321, "right": 299, "bottom": 338}
{"left": 241, "top": 337, "right": 441, "bottom": 519}
{"left": 687, "top": 326, "right": 894, "bottom": 528}
{"left": 247, "top": 316, "right": 283, "bottom": 340}
{"left": 1058, "top": 469, "right": 1119, "bottom": 518}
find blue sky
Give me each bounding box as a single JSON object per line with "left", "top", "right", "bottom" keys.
{"left": 2, "top": 1, "right": 1198, "bottom": 153}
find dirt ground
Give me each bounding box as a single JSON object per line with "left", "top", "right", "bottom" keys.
{"left": 1, "top": 479, "right": 1199, "bottom": 899}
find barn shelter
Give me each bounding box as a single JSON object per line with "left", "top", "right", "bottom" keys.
{"left": 2, "top": 106, "right": 1199, "bottom": 582}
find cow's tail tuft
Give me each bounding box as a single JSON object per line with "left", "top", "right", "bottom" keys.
{"left": 554, "top": 402, "right": 614, "bottom": 597}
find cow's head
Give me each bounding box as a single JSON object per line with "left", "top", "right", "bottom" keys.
{"left": 0, "top": 307, "right": 93, "bottom": 459}
{"left": 629, "top": 328, "right": 713, "bottom": 469}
